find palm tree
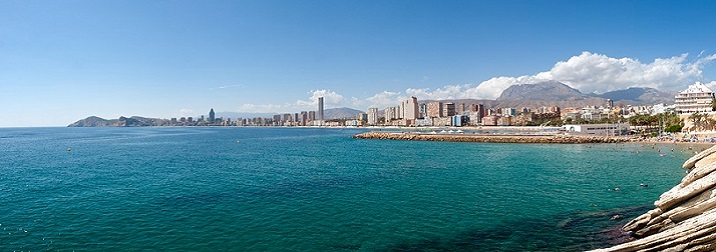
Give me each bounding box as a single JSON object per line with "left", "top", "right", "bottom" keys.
{"left": 706, "top": 117, "right": 716, "bottom": 131}
{"left": 689, "top": 112, "right": 705, "bottom": 131}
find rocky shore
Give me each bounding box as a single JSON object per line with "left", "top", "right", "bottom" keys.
{"left": 590, "top": 144, "right": 716, "bottom": 252}
{"left": 352, "top": 132, "right": 636, "bottom": 144}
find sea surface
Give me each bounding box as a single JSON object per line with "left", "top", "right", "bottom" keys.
{"left": 0, "top": 127, "right": 698, "bottom": 251}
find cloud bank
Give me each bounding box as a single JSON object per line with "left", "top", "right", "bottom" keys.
{"left": 237, "top": 51, "right": 715, "bottom": 113}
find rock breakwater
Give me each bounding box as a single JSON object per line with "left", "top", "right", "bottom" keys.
{"left": 591, "top": 144, "right": 716, "bottom": 252}
{"left": 352, "top": 132, "right": 635, "bottom": 144}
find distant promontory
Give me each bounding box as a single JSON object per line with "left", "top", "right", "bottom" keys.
{"left": 68, "top": 116, "right": 170, "bottom": 127}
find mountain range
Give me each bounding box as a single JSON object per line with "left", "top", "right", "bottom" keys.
{"left": 496, "top": 80, "right": 675, "bottom": 105}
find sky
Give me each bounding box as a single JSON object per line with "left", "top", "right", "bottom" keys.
{"left": 3, "top": 0, "right": 716, "bottom": 126}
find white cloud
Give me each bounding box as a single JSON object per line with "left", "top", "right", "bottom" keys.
{"left": 217, "top": 84, "right": 244, "bottom": 89}
{"left": 237, "top": 89, "right": 349, "bottom": 113}
{"left": 363, "top": 91, "right": 402, "bottom": 109}
{"left": 402, "top": 51, "right": 716, "bottom": 100}
{"left": 234, "top": 51, "right": 716, "bottom": 113}
{"left": 296, "top": 89, "right": 345, "bottom": 107}
{"left": 406, "top": 84, "right": 469, "bottom": 100}
{"left": 209, "top": 84, "right": 244, "bottom": 90}
{"left": 703, "top": 81, "right": 716, "bottom": 91}
{"left": 178, "top": 109, "right": 194, "bottom": 117}
{"left": 537, "top": 51, "right": 716, "bottom": 94}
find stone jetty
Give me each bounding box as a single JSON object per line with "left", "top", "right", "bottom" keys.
{"left": 591, "top": 144, "right": 716, "bottom": 252}
{"left": 352, "top": 131, "right": 635, "bottom": 144}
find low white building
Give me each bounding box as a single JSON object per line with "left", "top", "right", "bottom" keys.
{"left": 562, "top": 123, "right": 630, "bottom": 136}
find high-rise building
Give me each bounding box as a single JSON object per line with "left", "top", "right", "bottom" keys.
{"left": 357, "top": 113, "right": 368, "bottom": 123}
{"left": 384, "top": 107, "right": 397, "bottom": 123}
{"left": 404, "top": 96, "right": 419, "bottom": 120}
{"left": 209, "top": 108, "right": 215, "bottom": 122}
{"left": 273, "top": 115, "right": 282, "bottom": 125}
{"left": 300, "top": 111, "right": 308, "bottom": 126}
{"left": 475, "top": 104, "right": 484, "bottom": 123}
{"left": 367, "top": 107, "right": 379, "bottom": 126}
{"left": 443, "top": 103, "right": 456, "bottom": 117}
{"left": 676, "top": 82, "right": 715, "bottom": 114}
{"left": 318, "top": 97, "right": 324, "bottom": 121}
{"left": 426, "top": 102, "right": 443, "bottom": 118}
{"left": 308, "top": 111, "right": 316, "bottom": 122}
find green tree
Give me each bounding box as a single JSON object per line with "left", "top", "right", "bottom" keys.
{"left": 689, "top": 112, "right": 705, "bottom": 131}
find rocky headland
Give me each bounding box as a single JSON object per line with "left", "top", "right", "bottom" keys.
{"left": 591, "top": 144, "right": 716, "bottom": 251}
{"left": 352, "top": 131, "right": 636, "bottom": 144}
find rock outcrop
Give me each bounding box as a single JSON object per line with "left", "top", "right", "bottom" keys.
{"left": 591, "top": 145, "right": 716, "bottom": 252}
{"left": 353, "top": 132, "right": 636, "bottom": 144}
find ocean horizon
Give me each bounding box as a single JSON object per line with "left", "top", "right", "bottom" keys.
{"left": 0, "top": 127, "right": 696, "bottom": 251}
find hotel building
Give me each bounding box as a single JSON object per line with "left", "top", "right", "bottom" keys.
{"left": 675, "top": 82, "right": 715, "bottom": 114}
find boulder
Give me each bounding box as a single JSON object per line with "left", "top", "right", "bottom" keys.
{"left": 591, "top": 144, "right": 716, "bottom": 251}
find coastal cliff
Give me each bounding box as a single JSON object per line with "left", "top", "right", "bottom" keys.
{"left": 591, "top": 145, "right": 716, "bottom": 252}
{"left": 352, "top": 132, "right": 635, "bottom": 144}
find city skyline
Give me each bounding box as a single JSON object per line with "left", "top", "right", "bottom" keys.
{"left": 4, "top": 1, "right": 716, "bottom": 127}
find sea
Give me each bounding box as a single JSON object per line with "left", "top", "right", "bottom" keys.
{"left": 0, "top": 127, "right": 699, "bottom": 251}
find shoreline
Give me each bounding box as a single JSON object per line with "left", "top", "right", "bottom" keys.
{"left": 353, "top": 131, "right": 637, "bottom": 144}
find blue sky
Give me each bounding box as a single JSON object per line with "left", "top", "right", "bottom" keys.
{"left": 3, "top": 0, "right": 716, "bottom": 126}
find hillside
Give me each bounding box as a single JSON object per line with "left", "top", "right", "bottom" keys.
{"left": 493, "top": 80, "right": 675, "bottom": 107}
{"left": 68, "top": 116, "right": 168, "bottom": 127}
{"left": 497, "top": 80, "right": 589, "bottom": 101}
{"left": 324, "top": 107, "right": 364, "bottom": 120}
{"left": 598, "top": 87, "right": 676, "bottom": 105}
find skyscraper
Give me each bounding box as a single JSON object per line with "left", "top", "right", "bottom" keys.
{"left": 367, "top": 107, "right": 379, "bottom": 126}
{"left": 443, "top": 103, "right": 456, "bottom": 117}
{"left": 318, "top": 97, "right": 324, "bottom": 122}
{"left": 426, "top": 102, "right": 443, "bottom": 118}
{"left": 209, "top": 108, "right": 215, "bottom": 122}
{"left": 404, "top": 96, "right": 419, "bottom": 120}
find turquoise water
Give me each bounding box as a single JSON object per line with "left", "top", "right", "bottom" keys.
{"left": 0, "top": 127, "right": 696, "bottom": 251}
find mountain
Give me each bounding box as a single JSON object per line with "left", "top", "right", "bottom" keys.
{"left": 324, "top": 107, "right": 364, "bottom": 120}
{"left": 68, "top": 116, "right": 115, "bottom": 127}
{"left": 497, "top": 80, "right": 589, "bottom": 101}
{"left": 597, "top": 87, "right": 676, "bottom": 105}
{"left": 495, "top": 80, "right": 676, "bottom": 106}
{"left": 68, "top": 116, "right": 168, "bottom": 127}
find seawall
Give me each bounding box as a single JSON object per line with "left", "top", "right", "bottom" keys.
{"left": 353, "top": 132, "right": 635, "bottom": 144}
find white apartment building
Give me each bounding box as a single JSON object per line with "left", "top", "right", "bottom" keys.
{"left": 675, "top": 82, "right": 715, "bottom": 114}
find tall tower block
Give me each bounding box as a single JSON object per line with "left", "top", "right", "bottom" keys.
{"left": 318, "top": 97, "right": 324, "bottom": 121}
